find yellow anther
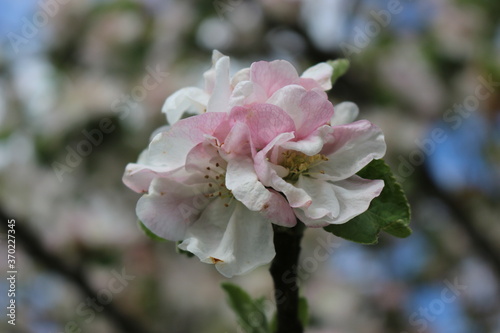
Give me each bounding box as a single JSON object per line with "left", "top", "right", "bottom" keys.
{"left": 280, "top": 151, "right": 328, "bottom": 182}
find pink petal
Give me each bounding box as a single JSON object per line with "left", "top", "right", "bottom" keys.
{"left": 228, "top": 104, "right": 296, "bottom": 149}
{"left": 250, "top": 60, "right": 300, "bottom": 97}
{"left": 222, "top": 121, "right": 255, "bottom": 157}
{"left": 267, "top": 85, "right": 334, "bottom": 139}
{"left": 262, "top": 190, "right": 297, "bottom": 227}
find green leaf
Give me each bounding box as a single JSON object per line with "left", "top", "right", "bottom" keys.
{"left": 270, "top": 297, "right": 309, "bottom": 332}
{"left": 137, "top": 220, "right": 167, "bottom": 242}
{"left": 327, "top": 59, "right": 350, "bottom": 85}
{"left": 324, "top": 159, "right": 411, "bottom": 244}
{"left": 221, "top": 283, "right": 269, "bottom": 333}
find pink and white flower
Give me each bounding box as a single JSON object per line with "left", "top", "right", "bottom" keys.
{"left": 124, "top": 52, "right": 386, "bottom": 277}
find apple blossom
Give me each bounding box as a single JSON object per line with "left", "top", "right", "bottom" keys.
{"left": 124, "top": 52, "right": 387, "bottom": 278}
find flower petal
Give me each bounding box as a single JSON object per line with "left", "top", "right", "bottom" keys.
{"left": 185, "top": 141, "right": 226, "bottom": 177}
{"left": 318, "top": 120, "right": 386, "bottom": 180}
{"left": 267, "top": 85, "right": 334, "bottom": 139}
{"left": 231, "top": 67, "right": 250, "bottom": 87}
{"left": 207, "top": 55, "right": 231, "bottom": 114}
{"left": 280, "top": 125, "right": 334, "bottom": 156}
{"left": 204, "top": 50, "right": 227, "bottom": 93}
{"left": 228, "top": 104, "right": 296, "bottom": 149}
{"left": 229, "top": 80, "right": 267, "bottom": 108}
{"left": 136, "top": 177, "right": 209, "bottom": 241}
{"left": 294, "top": 176, "right": 384, "bottom": 226}
{"left": 330, "top": 102, "right": 359, "bottom": 126}
{"left": 301, "top": 62, "right": 333, "bottom": 91}
{"left": 179, "top": 201, "right": 275, "bottom": 277}
{"left": 294, "top": 176, "right": 340, "bottom": 220}
{"left": 161, "top": 87, "right": 209, "bottom": 125}
{"left": 250, "top": 60, "right": 300, "bottom": 97}
{"left": 123, "top": 162, "right": 180, "bottom": 194}
{"left": 225, "top": 157, "right": 296, "bottom": 226}
{"left": 147, "top": 112, "right": 228, "bottom": 170}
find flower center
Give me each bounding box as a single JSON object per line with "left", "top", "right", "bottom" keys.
{"left": 280, "top": 151, "right": 328, "bottom": 182}
{"left": 203, "top": 162, "right": 234, "bottom": 207}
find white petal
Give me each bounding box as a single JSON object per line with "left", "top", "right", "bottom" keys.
{"left": 295, "top": 176, "right": 384, "bottom": 226}
{"left": 149, "top": 125, "right": 171, "bottom": 141}
{"left": 269, "top": 172, "right": 312, "bottom": 208}
{"left": 295, "top": 176, "right": 340, "bottom": 220}
{"left": 123, "top": 162, "right": 180, "bottom": 194}
{"left": 280, "top": 125, "right": 333, "bottom": 156}
{"left": 330, "top": 102, "right": 359, "bottom": 126}
{"left": 225, "top": 156, "right": 297, "bottom": 227}
{"left": 226, "top": 157, "right": 271, "bottom": 211}
{"left": 204, "top": 50, "right": 227, "bottom": 92}
{"left": 147, "top": 112, "right": 227, "bottom": 170}
{"left": 231, "top": 67, "right": 250, "bottom": 87}
{"left": 161, "top": 87, "right": 209, "bottom": 125}
{"left": 301, "top": 62, "right": 333, "bottom": 91}
{"left": 229, "top": 80, "right": 266, "bottom": 108}
{"left": 318, "top": 120, "right": 386, "bottom": 180}
{"left": 179, "top": 201, "right": 275, "bottom": 277}
{"left": 207, "top": 55, "right": 231, "bottom": 113}
{"left": 136, "top": 177, "right": 209, "bottom": 241}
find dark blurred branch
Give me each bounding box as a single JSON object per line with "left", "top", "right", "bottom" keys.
{"left": 0, "top": 208, "right": 153, "bottom": 333}
{"left": 419, "top": 167, "right": 500, "bottom": 280}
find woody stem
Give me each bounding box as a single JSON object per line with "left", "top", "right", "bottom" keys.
{"left": 270, "top": 221, "right": 305, "bottom": 333}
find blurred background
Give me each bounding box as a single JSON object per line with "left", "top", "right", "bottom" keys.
{"left": 0, "top": 0, "right": 499, "bottom": 332}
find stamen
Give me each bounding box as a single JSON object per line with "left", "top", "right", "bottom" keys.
{"left": 280, "top": 151, "right": 328, "bottom": 182}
